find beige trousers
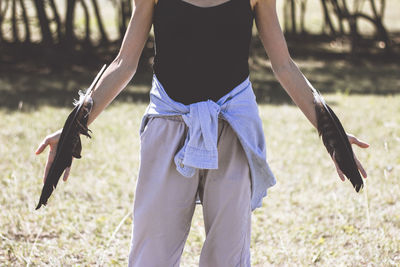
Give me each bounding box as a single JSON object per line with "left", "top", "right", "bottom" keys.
{"left": 128, "top": 116, "right": 252, "bottom": 267}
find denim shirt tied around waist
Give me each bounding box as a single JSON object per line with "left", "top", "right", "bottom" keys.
{"left": 139, "top": 74, "right": 277, "bottom": 211}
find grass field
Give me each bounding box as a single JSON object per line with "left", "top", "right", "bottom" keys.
{"left": 1, "top": 3, "right": 400, "bottom": 262}
{"left": 0, "top": 64, "right": 399, "bottom": 265}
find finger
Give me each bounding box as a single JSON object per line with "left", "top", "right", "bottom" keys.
{"left": 336, "top": 165, "right": 346, "bottom": 182}
{"left": 354, "top": 138, "right": 370, "bottom": 148}
{"left": 43, "top": 149, "right": 56, "bottom": 183}
{"left": 331, "top": 152, "right": 345, "bottom": 182}
{"left": 43, "top": 160, "right": 52, "bottom": 184}
{"left": 63, "top": 158, "right": 73, "bottom": 182}
{"left": 63, "top": 167, "right": 71, "bottom": 182}
{"left": 35, "top": 139, "right": 48, "bottom": 155}
{"left": 348, "top": 135, "right": 370, "bottom": 148}
{"left": 354, "top": 154, "right": 367, "bottom": 178}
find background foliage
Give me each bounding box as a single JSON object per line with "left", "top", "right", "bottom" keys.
{"left": 0, "top": 0, "right": 399, "bottom": 67}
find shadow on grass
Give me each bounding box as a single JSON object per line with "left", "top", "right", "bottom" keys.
{"left": 1, "top": 52, "right": 400, "bottom": 111}
{"left": 250, "top": 60, "right": 400, "bottom": 104}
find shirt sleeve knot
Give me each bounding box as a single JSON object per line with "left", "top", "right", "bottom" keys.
{"left": 174, "top": 100, "right": 222, "bottom": 177}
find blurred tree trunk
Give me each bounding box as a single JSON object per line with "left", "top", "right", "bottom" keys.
{"left": 118, "top": 0, "right": 132, "bottom": 40}
{"left": 0, "top": 0, "right": 393, "bottom": 61}
{"left": 341, "top": 0, "right": 360, "bottom": 53}
{"left": 283, "top": 0, "right": 297, "bottom": 34}
{"left": 290, "top": 0, "right": 296, "bottom": 34}
{"left": 379, "top": 0, "right": 386, "bottom": 16}
{"left": 79, "top": 0, "right": 91, "bottom": 46}
{"left": 33, "top": 0, "right": 54, "bottom": 46}
{"left": 0, "top": 0, "right": 9, "bottom": 42}
{"left": 48, "top": 0, "right": 63, "bottom": 43}
{"left": 283, "top": 0, "right": 289, "bottom": 33}
{"left": 19, "top": 0, "right": 31, "bottom": 43}
{"left": 65, "top": 0, "right": 77, "bottom": 47}
{"left": 330, "top": 0, "right": 345, "bottom": 35}
{"left": 300, "top": 0, "right": 307, "bottom": 34}
{"left": 321, "top": 0, "right": 336, "bottom": 36}
{"left": 368, "top": 0, "right": 391, "bottom": 51}
{"left": 91, "top": 0, "right": 109, "bottom": 44}
{"left": 11, "top": 0, "right": 18, "bottom": 43}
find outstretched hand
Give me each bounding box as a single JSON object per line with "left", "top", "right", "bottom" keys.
{"left": 331, "top": 133, "right": 369, "bottom": 182}
{"left": 35, "top": 129, "right": 72, "bottom": 183}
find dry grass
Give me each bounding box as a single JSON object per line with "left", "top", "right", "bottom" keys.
{"left": 0, "top": 90, "right": 399, "bottom": 265}
{"left": 1, "top": 0, "right": 399, "bottom": 265}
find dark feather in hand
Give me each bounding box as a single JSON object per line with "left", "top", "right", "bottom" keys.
{"left": 35, "top": 98, "right": 93, "bottom": 210}
{"left": 35, "top": 64, "right": 106, "bottom": 210}
{"left": 313, "top": 91, "right": 363, "bottom": 192}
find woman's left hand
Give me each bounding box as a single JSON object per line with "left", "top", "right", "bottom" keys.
{"left": 331, "top": 133, "right": 370, "bottom": 182}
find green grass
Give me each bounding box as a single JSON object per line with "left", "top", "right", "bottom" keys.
{"left": 0, "top": 88, "right": 399, "bottom": 265}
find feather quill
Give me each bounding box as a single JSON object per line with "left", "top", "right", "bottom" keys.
{"left": 35, "top": 65, "right": 107, "bottom": 210}
{"left": 312, "top": 89, "right": 363, "bottom": 192}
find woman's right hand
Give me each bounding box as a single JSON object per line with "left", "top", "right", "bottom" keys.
{"left": 35, "top": 129, "right": 72, "bottom": 183}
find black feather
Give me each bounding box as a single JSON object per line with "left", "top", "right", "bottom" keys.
{"left": 313, "top": 90, "right": 363, "bottom": 192}
{"left": 35, "top": 98, "right": 93, "bottom": 210}
{"left": 35, "top": 65, "right": 107, "bottom": 210}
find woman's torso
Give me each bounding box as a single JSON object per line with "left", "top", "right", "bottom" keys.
{"left": 152, "top": 0, "right": 255, "bottom": 105}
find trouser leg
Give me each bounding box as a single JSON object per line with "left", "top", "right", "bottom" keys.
{"left": 199, "top": 119, "right": 252, "bottom": 267}
{"left": 128, "top": 116, "right": 199, "bottom": 267}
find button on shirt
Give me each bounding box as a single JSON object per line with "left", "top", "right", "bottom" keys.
{"left": 139, "top": 74, "right": 277, "bottom": 211}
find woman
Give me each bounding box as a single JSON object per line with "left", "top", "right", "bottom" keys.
{"left": 36, "top": 0, "right": 369, "bottom": 265}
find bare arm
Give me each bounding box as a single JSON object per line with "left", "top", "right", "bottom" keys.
{"left": 35, "top": 0, "right": 155, "bottom": 182}
{"left": 87, "top": 0, "right": 155, "bottom": 125}
{"left": 254, "top": 0, "right": 369, "bottom": 180}
{"left": 254, "top": 0, "right": 318, "bottom": 128}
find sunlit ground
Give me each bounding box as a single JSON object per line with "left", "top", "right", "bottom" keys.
{"left": 0, "top": 79, "right": 399, "bottom": 265}
{"left": 1, "top": 2, "right": 399, "bottom": 261}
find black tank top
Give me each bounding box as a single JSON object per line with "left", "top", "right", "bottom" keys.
{"left": 152, "top": 0, "right": 254, "bottom": 105}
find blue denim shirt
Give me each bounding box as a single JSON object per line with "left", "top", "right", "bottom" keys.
{"left": 139, "top": 74, "right": 276, "bottom": 211}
